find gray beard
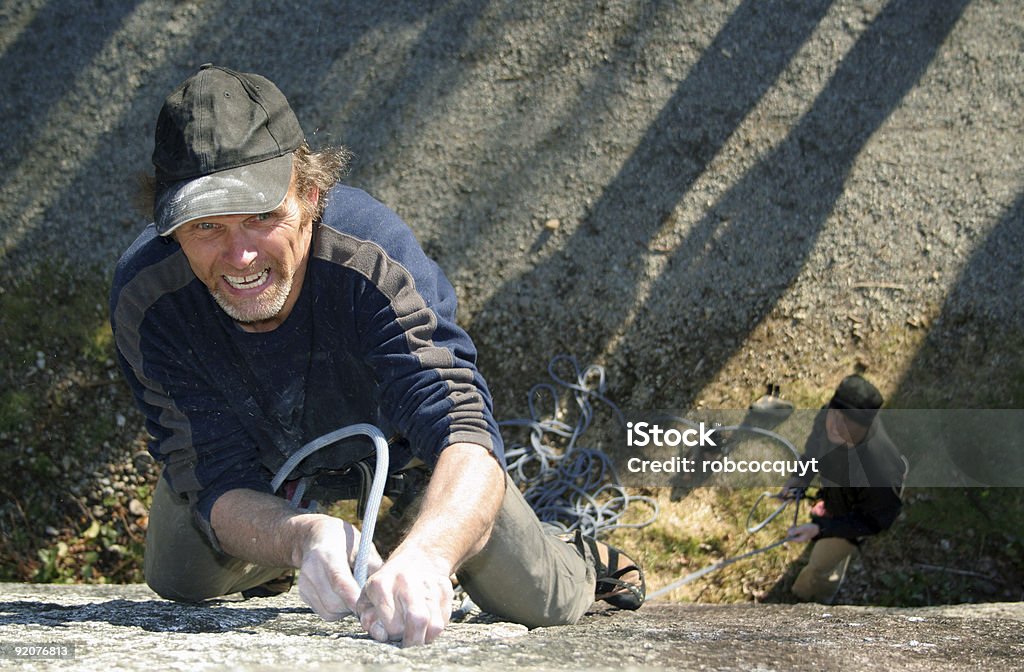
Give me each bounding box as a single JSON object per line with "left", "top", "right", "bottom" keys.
{"left": 211, "top": 274, "right": 292, "bottom": 325}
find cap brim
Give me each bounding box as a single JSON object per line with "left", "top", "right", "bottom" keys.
{"left": 154, "top": 153, "right": 293, "bottom": 235}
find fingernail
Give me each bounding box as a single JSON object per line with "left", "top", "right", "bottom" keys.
{"left": 371, "top": 623, "right": 387, "bottom": 641}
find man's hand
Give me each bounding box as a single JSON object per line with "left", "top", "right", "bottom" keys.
{"left": 297, "top": 516, "right": 383, "bottom": 620}
{"left": 210, "top": 489, "right": 383, "bottom": 621}
{"left": 786, "top": 522, "right": 821, "bottom": 543}
{"left": 352, "top": 442, "right": 504, "bottom": 647}
{"left": 356, "top": 550, "right": 454, "bottom": 646}
{"left": 778, "top": 477, "right": 806, "bottom": 500}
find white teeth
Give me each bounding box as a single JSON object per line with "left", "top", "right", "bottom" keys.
{"left": 224, "top": 268, "right": 269, "bottom": 289}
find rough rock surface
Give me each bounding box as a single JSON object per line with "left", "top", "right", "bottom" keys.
{"left": 2, "top": 0, "right": 1021, "bottom": 412}
{"left": 1, "top": 584, "right": 1021, "bottom": 671}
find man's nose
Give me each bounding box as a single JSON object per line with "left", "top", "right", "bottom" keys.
{"left": 223, "top": 229, "right": 258, "bottom": 269}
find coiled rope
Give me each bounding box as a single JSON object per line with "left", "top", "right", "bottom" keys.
{"left": 499, "top": 354, "right": 658, "bottom": 538}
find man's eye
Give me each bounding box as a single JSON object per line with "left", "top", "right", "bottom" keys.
{"left": 255, "top": 212, "right": 272, "bottom": 221}
{"left": 195, "top": 221, "right": 217, "bottom": 231}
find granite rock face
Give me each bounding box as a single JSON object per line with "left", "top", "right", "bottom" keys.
{"left": 1, "top": 584, "right": 1021, "bottom": 671}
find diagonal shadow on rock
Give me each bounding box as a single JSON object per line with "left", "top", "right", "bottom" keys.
{"left": 471, "top": 0, "right": 836, "bottom": 405}
{"left": 605, "top": 0, "right": 973, "bottom": 408}
{"left": 0, "top": 0, "right": 145, "bottom": 178}
{"left": 893, "top": 189, "right": 1024, "bottom": 408}
{"left": 475, "top": 0, "right": 971, "bottom": 414}
{"left": 890, "top": 189, "right": 1024, "bottom": 484}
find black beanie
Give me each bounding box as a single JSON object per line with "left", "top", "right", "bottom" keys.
{"left": 828, "top": 375, "right": 883, "bottom": 427}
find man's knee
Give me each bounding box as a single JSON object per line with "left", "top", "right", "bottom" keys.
{"left": 145, "top": 568, "right": 219, "bottom": 603}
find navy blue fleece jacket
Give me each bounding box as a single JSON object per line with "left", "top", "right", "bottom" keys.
{"left": 111, "top": 185, "right": 503, "bottom": 538}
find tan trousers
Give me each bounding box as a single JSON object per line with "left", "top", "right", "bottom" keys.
{"left": 791, "top": 536, "right": 858, "bottom": 603}
{"left": 145, "top": 472, "right": 596, "bottom": 627}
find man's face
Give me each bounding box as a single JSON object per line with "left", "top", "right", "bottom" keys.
{"left": 825, "top": 409, "right": 869, "bottom": 447}
{"left": 175, "top": 188, "right": 313, "bottom": 332}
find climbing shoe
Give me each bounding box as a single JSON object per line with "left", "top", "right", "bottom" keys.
{"left": 569, "top": 530, "right": 646, "bottom": 610}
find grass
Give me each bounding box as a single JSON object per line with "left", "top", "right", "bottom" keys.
{"left": 599, "top": 311, "right": 1024, "bottom": 606}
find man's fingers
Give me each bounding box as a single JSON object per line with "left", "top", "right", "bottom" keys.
{"left": 298, "top": 543, "right": 361, "bottom": 619}
{"left": 401, "top": 577, "right": 452, "bottom": 646}
{"left": 359, "top": 606, "right": 390, "bottom": 643}
{"left": 394, "top": 594, "right": 441, "bottom": 647}
{"left": 358, "top": 572, "right": 452, "bottom": 647}
{"left": 324, "top": 563, "right": 362, "bottom": 612}
{"left": 346, "top": 530, "right": 383, "bottom": 574}
{"left": 361, "top": 573, "right": 400, "bottom": 636}
{"left": 400, "top": 594, "right": 435, "bottom": 647}
{"left": 785, "top": 524, "right": 817, "bottom": 543}
{"left": 298, "top": 566, "right": 350, "bottom": 620}
{"left": 423, "top": 592, "right": 448, "bottom": 645}
{"left": 367, "top": 543, "right": 384, "bottom": 575}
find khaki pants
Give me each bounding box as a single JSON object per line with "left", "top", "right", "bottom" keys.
{"left": 145, "top": 472, "right": 596, "bottom": 627}
{"left": 791, "top": 537, "right": 858, "bottom": 603}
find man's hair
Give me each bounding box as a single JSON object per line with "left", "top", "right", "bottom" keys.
{"left": 135, "top": 142, "right": 353, "bottom": 225}
{"left": 293, "top": 141, "right": 353, "bottom": 223}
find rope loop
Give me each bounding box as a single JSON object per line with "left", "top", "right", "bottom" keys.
{"left": 500, "top": 355, "right": 657, "bottom": 537}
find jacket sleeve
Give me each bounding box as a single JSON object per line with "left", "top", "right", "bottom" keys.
{"left": 789, "top": 408, "right": 829, "bottom": 489}
{"left": 325, "top": 201, "right": 504, "bottom": 468}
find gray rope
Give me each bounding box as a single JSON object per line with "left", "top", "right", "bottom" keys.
{"left": 746, "top": 491, "right": 800, "bottom": 534}
{"left": 500, "top": 354, "right": 658, "bottom": 538}
{"left": 648, "top": 493, "right": 804, "bottom": 600}
{"left": 646, "top": 536, "right": 794, "bottom": 600}
{"left": 270, "top": 423, "right": 389, "bottom": 588}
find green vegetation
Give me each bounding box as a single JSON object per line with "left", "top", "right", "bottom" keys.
{"left": 0, "top": 262, "right": 149, "bottom": 583}
{"left": 866, "top": 488, "right": 1024, "bottom": 606}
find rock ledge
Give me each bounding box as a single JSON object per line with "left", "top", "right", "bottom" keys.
{"left": 1, "top": 584, "right": 1021, "bottom": 671}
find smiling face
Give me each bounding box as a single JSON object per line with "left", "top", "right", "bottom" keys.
{"left": 174, "top": 185, "right": 315, "bottom": 333}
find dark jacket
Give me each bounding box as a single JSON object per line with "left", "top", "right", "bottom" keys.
{"left": 792, "top": 409, "right": 905, "bottom": 541}
{"left": 111, "top": 185, "right": 503, "bottom": 539}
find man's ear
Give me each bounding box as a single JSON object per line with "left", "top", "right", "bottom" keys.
{"left": 306, "top": 185, "right": 320, "bottom": 207}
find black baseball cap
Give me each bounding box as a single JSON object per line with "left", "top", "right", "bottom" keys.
{"left": 151, "top": 64, "right": 304, "bottom": 235}
{"left": 828, "top": 375, "right": 884, "bottom": 427}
